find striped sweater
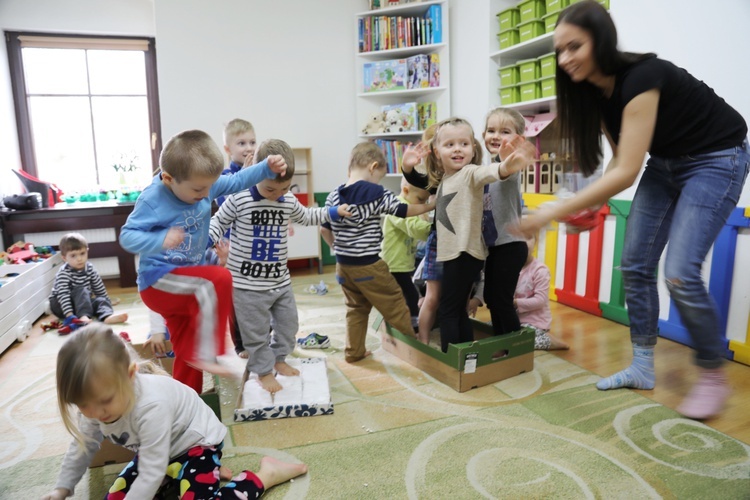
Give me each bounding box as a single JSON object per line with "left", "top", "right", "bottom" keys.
{"left": 209, "top": 185, "right": 340, "bottom": 291}
{"left": 322, "top": 180, "right": 408, "bottom": 265}
{"left": 49, "top": 262, "right": 110, "bottom": 316}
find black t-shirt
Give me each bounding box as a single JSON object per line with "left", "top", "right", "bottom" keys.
{"left": 600, "top": 57, "right": 747, "bottom": 157}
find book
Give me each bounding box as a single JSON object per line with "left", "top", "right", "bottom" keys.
{"left": 406, "top": 54, "right": 430, "bottom": 89}
{"left": 382, "top": 102, "right": 418, "bottom": 132}
{"left": 427, "top": 4, "right": 442, "bottom": 44}
{"left": 418, "top": 102, "right": 437, "bottom": 130}
{"left": 429, "top": 53, "right": 440, "bottom": 87}
{"left": 364, "top": 59, "right": 407, "bottom": 92}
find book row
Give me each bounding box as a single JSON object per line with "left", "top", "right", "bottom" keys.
{"left": 358, "top": 4, "right": 442, "bottom": 53}
{"left": 363, "top": 53, "right": 439, "bottom": 93}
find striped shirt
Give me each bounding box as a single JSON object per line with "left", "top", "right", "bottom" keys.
{"left": 322, "top": 181, "right": 408, "bottom": 265}
{"left": 49, "top": 261, "right": 110, "bottom": 316}
{"left": 209, "top": 186, "right": 340, "bottom": 291}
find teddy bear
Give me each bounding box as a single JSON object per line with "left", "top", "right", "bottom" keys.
{"left": 362, "top": 112, "right": 386, "bottom": 135}
{"left": 384, "top": 108, "right": 404, "bottom": 133}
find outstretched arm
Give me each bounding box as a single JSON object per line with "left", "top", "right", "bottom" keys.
{"left": 513, "top": 89, "right": 659, "bottom": 238}
{"left": 405, "top": 200, "right": 436, "bottom": 217}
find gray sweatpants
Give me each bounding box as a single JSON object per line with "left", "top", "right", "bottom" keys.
{"left": 234, "top": 285, "right": 299, "bottom": 376}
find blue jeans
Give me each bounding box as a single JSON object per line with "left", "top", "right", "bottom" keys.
{"left": 621, "top": 139, "right": 749, "bottom": 368}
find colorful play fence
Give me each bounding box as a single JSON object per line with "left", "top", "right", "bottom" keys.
{"left": 524, "top": 194, "right": 750, "bottom": 365}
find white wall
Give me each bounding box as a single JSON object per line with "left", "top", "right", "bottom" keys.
{"left": 1, "top": 0, "right": 749, "bottom": 200}
{"left": 153, "top": 0, "right": 365, "bottom": 193}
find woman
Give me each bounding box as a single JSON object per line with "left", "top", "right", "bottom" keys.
{"left": 514, "top": 0, "right": 749, "bottom": 420}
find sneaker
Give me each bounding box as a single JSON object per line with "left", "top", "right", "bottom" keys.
{"left": 297, "top": 332, "right": 330, "bottom": 349}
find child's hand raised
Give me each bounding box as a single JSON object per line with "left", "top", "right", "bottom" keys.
{"left": 500, "top": 139, "right": 536, "bottom": 178}
{"left": 402, "top": 142, "right": 429, "bottom": 172}
{"left": 266, "top": 154, "right": 288, "bottom": 177}
{"left": 337, "top": 204, "right": 353, "bottom": 218}
{"left": 163, "top": 226, "right": 185, "bottom": 249}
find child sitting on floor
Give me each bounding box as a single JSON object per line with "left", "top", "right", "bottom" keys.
{"left": 514, "top": 232, "right": 569, "bottom": 350}
{"left": 48, "top": 232, "right": 127, "bottom": 334}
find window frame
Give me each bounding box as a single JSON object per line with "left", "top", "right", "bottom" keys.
{"left": 5, "top": 31, "right": 162, "bottom": 180}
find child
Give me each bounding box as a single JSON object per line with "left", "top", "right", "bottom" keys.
{"left": 119, "top": 129, "right": 287, "bottom": 393}
{"left": 42, "top": 323, "right": 307, "bottom": 500}
{"left": 380, "top": 176, "right": 432, "bottom": 334}
{"left": 424, "top": 117, "right": 534, "bottom": 352}
{"left": 217, "top": 118, "right": 257, "bottom": 207}
{"left": 515, "top": 233, "right": 569, "bottom": 350}
{"left": 320, "top": 142, "right": 435, "bottom": 363}
{"left": 209, "top": 138, "right": 351, "bottom": 394}
{"left": 400, "top": 124, "right": 440, "bottom": 343}
{"left": 219, "top": 118, "right": 258, "bottom": 357}
{"left": 48, "top": 232, "right": 127, "bottom": 333}
{"left": 482, "top": 108, "right": 533, "bottom": 335}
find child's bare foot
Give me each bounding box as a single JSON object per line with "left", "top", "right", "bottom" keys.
{"left": 275, "top": 361, "right": 299, "bottom": 377}
{"left": 219, "top": 465, "right": 233, "bottom": 481}
{"left": 255, "top": 456, "right": 308, "bottom": 489}
{"left": 259, "top": 372, "right": 283, "bottom": 394}
{"left": 190, "top": 360, "right": 242, "bottom": 381}
{"left": 104, "top": 312, "right": 128, "bottom": 325}
{"left": 238, "top": 350, "right": 249, "bottom": 359}
{"left": 345, "top": 350, "right": 372, "bottom": 363}
{"left": 548, "top": 335, "right": 570, "bottom": 350}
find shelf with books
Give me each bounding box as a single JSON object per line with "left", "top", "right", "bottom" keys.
{"left": 355, "top": 0, "right": 450, "bottom": 183}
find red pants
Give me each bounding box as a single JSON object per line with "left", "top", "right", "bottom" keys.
{"left": 141, "top": 266, "right": 233, "bottom": 392}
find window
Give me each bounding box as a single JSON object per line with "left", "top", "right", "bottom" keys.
{"left": 6, "top": 32, "right": 162, "bottom": 193}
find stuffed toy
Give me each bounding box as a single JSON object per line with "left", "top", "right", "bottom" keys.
{"left": 384, "top": 108, "right": 404, "bottom": 133}
{"left": 362, "top": 112, "right": 386, "bottom": 135}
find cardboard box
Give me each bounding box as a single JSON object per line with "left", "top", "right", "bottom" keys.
{"left": 374, "top": 316, "right": 534, "bottom": 392}
{"left": 234, "top": 357, "right": 333, "bottom": 422}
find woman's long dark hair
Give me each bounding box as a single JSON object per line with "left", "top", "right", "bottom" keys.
{"left": 555, "top": 1, "right": 654, "bottom": 176}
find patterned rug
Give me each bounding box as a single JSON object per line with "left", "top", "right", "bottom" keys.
{"left": 1, "top": 272, "right": 749, "bottom": 499}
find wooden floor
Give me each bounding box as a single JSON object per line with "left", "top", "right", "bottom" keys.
{"left": 3, "top": 264, "right": 749, "bottom": 445}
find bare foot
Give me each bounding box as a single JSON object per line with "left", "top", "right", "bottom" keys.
{"left": 238, "top": 350, "right": 249, "bottom": 359}
{"left": 259, "top": 372, "right": 283, "bottom": 394}
{"left": 548, "top": 335, "right": 570, "bottom": 350}
{"left": 104, "top": 313, "right": 128, "bottom": 325}
{"left": 219, "top": 465, "right": 233, "bottom": 481}
{"left": 345, "top": 350, "right": 372, "bottom": 363}
{"left": 274, "top": 361, "right": 299, "bottom": 377}
{"left": 255, "top": 456, "right": 308, "bottom": 490}
{"left": 190, "top": 360, "right": 241, "bottom": 380}
{"left": 418, "top": 331, "right": 430, "bottom": 344}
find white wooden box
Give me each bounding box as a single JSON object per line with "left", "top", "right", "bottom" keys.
{"left": 0, "top": 253, "right": 63, "bottom": 354}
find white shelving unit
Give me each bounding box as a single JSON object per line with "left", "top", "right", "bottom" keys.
{"left": 355, "top": 0, "right": 450, "bottom": 191}
{"left": 287, "top": 147, "right": 321, "bottom": 267}
{"left": 489, "top": 3, "right": 556, "bottom": 115}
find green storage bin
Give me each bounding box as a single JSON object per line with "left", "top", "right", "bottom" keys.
{"left": 517, "top": 0, "right": 545, "bottom": 23}
{"left": 497, "top": 7, "right": 520, "bottom": 32}
{"left": 518, "top": 20, "right": 545, "bottom": 43}
{"left": 540, "top": 77, "right": 556, "bottom": 98}
{"left": 497, "top": 29, "right": 520, "bottom": 49}
{"left": 538, "top": 52, "right": 556, "bottom": 77}
{"left": 517, "top": 58, "right": 540, "bottom": 82}
{"left": 500, "top": 85, "right": 520, "bottom": 105}
{"left": 545, "top": 0, "right": 569, "bottom": 13}
{"left": 519, "top": 81, "right": 541, "bottom": 101}
{"left": 498, "top": 64, "right": 520, "bottom": 87}
{"left": 542, "top": 12, "right": 559, "bottom": 33}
